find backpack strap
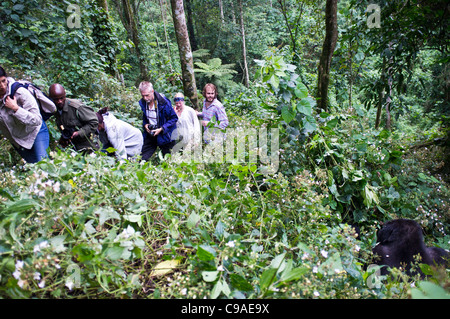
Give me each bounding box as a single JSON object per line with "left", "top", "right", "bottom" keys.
{"left": 9, "top": 82, "right": 29, "bottom": 99}
{"left": 9, "top": 81, "right": 54, "bottom": 121}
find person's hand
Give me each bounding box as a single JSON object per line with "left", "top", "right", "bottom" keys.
{"left": 202, "top": 120, "right": 209, "bottom": 127}
{"left": 58, "top": 137, "right": 70, "bottom": 148}
{"left": 4, "top": 96, "right": 19, "bottom": 112}
{"left": 152, "top": 127, "right": 163, "bottom": 136}
{"left": 71, "top": 131, "right": 80, "bottom": 139}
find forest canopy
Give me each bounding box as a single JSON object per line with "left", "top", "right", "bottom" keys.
{"left": 0, "top": 0, "right": 449, "bottom": 300}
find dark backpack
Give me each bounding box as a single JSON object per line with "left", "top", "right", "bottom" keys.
{"left": 9, "top": 80, "right": 56, "bottom": 121}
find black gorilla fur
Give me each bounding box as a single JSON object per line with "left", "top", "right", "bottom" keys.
{"left": 372, "top": 219, "right": 448, "bottom": 276}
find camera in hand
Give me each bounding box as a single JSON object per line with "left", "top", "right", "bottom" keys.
{"left": 148, "top": 124, "right": 159, "bottom": 136}
{"left": 61, "top": 127, "right": 76, "bottom": 140}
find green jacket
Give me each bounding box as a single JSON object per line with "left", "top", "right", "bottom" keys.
{"left": 55, "top": 98, "right": 99, "bottom": 151}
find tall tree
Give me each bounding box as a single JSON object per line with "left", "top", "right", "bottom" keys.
{"left": 113, "top": 0, "right": 148, "bottom": 82}
{"left": 316, "top": 0, "right": 338, "bottom": 111}
{"left": 184, "top": 0, "right": 198, "bottom": 51}
{"left": 170, "top": 0, "right": 198, "bottom": 108}
{"left": 92, "top": 0, "right": 117, "bottom": 76}
{"left": 237, "top": 0, "right": 249, "bottom": 88}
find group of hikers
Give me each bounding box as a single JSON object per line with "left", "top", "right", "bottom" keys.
{"left": 0, "top": 66, "right": 229, "bottom": 164}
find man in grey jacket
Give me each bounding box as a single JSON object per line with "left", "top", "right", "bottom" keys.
{"left": 0, "top": 66, "right": 49, "bottom": 163}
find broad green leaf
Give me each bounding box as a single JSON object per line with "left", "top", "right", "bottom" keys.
{"left": 302, "top": 116, "right": 317, "bottom": 134}
{"left": 230, "top": 274, "right": 253, "bottom": 292}
{"left": 260, "top": 268, "right": 277, "bottom": 293}
{"left": 202, "top": 270, "right": 219, "bottom": 282}
{"left": 105, "top": 246, "right": 125, "bottom": 260}
{"left": 270, "top": 253, "right": 286, "bottom": 269}
{"left": 269, "top": 74, "right": 280, "bottom": 89}
{"left": 123, "top": 214, "right": 143, "bottom": 226}
{"left": 150, "top": 259, "right": 180, "bottom": 277}
{"left": 49, "top": 235, "right": 67, "bottom": 253}
{"left": 279, "top": 267, "right": 309, "bottom": 283}
{"left": 95, "top": 207, "right": 120, "bottom": 226}
{"left": 3, "top": 198, "right": 38, "bottom": 213}
{"left": 294, "top": 83, "right": 308, "bottom": 99}
{"left": 187, "top": 212, "right": 201, "bottom": 229}
{"left": 297, "top": 98, "right": 312, "bottom": 116}
{"left": 281, "top": 104, "right": 296, "bottom": 123}
{"left": 411, "top": 281, "right": 450, "bottom": 299}
{"left": 327, "top": 118, "right": 339, "bottom": 128}
{"left": 197, "top": 245, "right": 215, "bottom": 261}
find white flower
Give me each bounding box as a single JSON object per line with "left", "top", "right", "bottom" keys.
{"left": 312, "top": 266, "right": 318, "bottom": 273}
{"left": 225, "top": 240, "right": 235, "bottom": 248}
{"left": 38, "top": 280, "right": 46, "bottom": 288}
{"left": 33, "top": 241, "right": 49, "bottom": 253}
{"left": 13, "top": 270, "right": 21, "bottom": 280}
{"left": 17, "top": 279, "right": 25, "bottom": 288}
{"left": 217, "top": 265, "right": 225, "bottom": 271}
{"left": 33, "top": 272, "right": 41, "bottom": 281}
{"left": 53, "top": 181, "right": 61, "bottom": 192}
{"left": 181, "top": 288, "right": 187, "bottom": 295}
{"left": 15, "top": 260, "right": 24, "bottom": 270}
{"left": 313, "top": 291, "right": 320, "bottom": 297}
{"left": 320, "top": 250, "right": 328, "bottom": 258}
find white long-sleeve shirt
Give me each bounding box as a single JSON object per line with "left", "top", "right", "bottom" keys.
{"left": 100, "top": 112, "right": 143, "bottom": 159}
{"left": 173, "top": 106, "right": 201, "bottom": 148}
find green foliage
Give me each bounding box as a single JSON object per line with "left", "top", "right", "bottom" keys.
{"left": 194, "top": 56, "right": 238, "bottom": 96}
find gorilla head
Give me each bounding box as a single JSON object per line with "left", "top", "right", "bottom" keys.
{"left": 372, "top": 219, "right": 448, "bottom": 276}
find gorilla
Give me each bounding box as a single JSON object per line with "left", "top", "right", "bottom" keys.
{"left": 372, "top": 219, "right": 449, "bottom": 276}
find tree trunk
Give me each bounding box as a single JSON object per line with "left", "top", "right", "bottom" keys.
{"left": 219, "top": 0, "right": 225, "bottom": 25}
{"left": 170, "top": 0, "right": 199, "bottom": 108}
{"left": 115, "top": 0, "right": 148, "bottom": 82}
{"left": 184, "top": 0, "right": 198, "bottom": 51}
{"left": 385, "top": 43, "right": 394, "bottom": 131}
{"left": 375, "top": 88, "right": 383, "bottom": 129}
{"left": 96, "top": 0, "right": 108, "bottom": 11}
{"left": 316, "top": 0, "right": 338, "bottom": 111}
{"left": 238, "top": 0, "right": 249, "bottom": 88}
{"left": 159, "top": 0, "right": 174, "bottom": 72}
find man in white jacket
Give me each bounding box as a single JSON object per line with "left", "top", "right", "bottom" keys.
{"left": 97, "top": 108, "right": 143, "bottom": 160}
{"left": 172, "top": 92, "right": 201, "bottom": 152}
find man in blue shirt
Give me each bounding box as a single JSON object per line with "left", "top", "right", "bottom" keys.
{"left": 138, "top": 81, "right": 178, "bottom": 161}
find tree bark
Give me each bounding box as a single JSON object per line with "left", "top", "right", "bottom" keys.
{"left": 316, "top": 0, "right": 338, "bottom": 111}
{"left": 184, "top": 0, "right": 198, "bottom": 51}
{"left": 170, "top": 0, "right": 199, "bottom": 108}
{"left": 114, "top": 0, "right": 148, "bottom": 82}
{"left": 219, "top": 0, "right": 225, "bottom": 25}
{"left": 238, "top": 0, "right": 249, "bottom": 88}
{"left": 159, "top": 0, "right": 174, "bottom": 72}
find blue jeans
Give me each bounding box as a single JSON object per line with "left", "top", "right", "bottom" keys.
{"left": 15, "top": 121, "right": 50, "bottom": 163}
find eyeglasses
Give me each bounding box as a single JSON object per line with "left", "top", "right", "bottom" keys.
{"left": 174, "top": 97, "right": 184, "bottom": 102}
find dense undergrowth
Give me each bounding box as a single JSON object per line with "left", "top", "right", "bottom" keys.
{"left": 0, "top": 61, "right": 449, "bottom": 299}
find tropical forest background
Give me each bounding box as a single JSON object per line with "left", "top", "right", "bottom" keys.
{"left": 0, "top": 0, "right": 449, "bottom": 299}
